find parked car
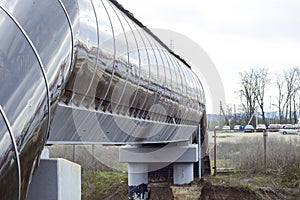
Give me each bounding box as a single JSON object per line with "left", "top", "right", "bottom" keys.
{"left": 233, "top": 125, "right": 240, "bottom": 131}
{"left": 279, "top": 125, "right": 299, "bottom": 135}
{"left": 268, "top": 124, "right": 281, "bottom": 132}
{"left": 244, "top": 125, "right": 255, "bottom": 133}
{"left": 233, "top": 125, "right": 244, "bottom": 131}
{"left": 256, "top": 124, "right": 266, "bottom": 132}
{"left": 222, "top": 125, "right": 231, "bottom": 131}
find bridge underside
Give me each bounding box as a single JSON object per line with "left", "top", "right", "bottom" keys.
{"left": 47, "top": 103, "right": 198, "bottom": 145}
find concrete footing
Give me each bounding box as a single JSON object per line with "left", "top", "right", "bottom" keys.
{"left": 120, "top": 144, "right": 199, "bottom": 200}
{"left": 128, "top": 163, "right": 150, "bottom": 200}
{"left": 27, "top": 158, "right": 81, "bottom": 200}
{"left": 173, "top": 163, "right": 194, "bottom": 185}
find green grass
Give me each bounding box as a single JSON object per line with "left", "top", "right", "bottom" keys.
{"left": 82, "top": 170, "right": 128, "bottom": 200}
{"left": 280, "top": 163, "right": 300, "bottom": 188}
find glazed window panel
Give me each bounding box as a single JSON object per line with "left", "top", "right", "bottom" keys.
{"left": 138, "top": 31, "right": 162, "bottom": 119}
{"left": 185, "top": 68, "right": 200, "bottom": 123}
{"left": 173, "top": 59, "right": 189, "bottom": 124}
{"left": 146, "top": 49, "right": 159, "bottom": 87}
{"left": 124, "top": 49, "right": 141, "bottom": 114}
{"left": 65, "top": 0, "right": 101, "bottom": 108}
{"left": 178, "top": 62, "right": 193, "bottom": 122}
{"left": 159, "top": 51, "right": 172, "bottom": 92}
{"left": 93, "top": 0, "right": 118, "bottom": 111}
{"left": 168, "top": 55, "right": 185, "bottom": 121}
{"left": 95, "top": 0, "right": 115, "bottom": 68}
{"left": 151, "top": 49, "right": 168, "bottom": 121}
{"left": 104, "top": 1, "right": 134, "bottom": 112}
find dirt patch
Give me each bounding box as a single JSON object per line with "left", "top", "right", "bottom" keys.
{"left": 150, "top": 183, "right": 174, "bottom": 200}
{"left": 103, "top": 183, "right": 128, "bottom": 200}
{"left": 82, "top": 170, "right": 296, "bottom": 200}
{"left": 200, "top": 179, "right": 259, "bottom": 200}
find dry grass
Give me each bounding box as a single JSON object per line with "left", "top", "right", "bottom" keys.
{"left": 209, "top": 132, "right": 300, "bottom": 197}
{"left": 210, "top": 133, "right": 300, "bottom": 172}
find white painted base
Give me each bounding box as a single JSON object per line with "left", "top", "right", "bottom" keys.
{"left": 27, "top": 158, "right": 81, "bottom": 200}
{"left": 128, "top": 163, "right": 149, "bottom": 200}
{"left": 128, "top": 163, "right": 148, "bottom": 186}
{"left": 173, "top": 163, "right": 194, "bottom": 185}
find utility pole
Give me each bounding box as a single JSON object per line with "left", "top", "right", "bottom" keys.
{"left": 234, "top": 104, "right": 237, "bottom": 124}
{"left": 269, "top": 96, "right": 271, "bottom": 125}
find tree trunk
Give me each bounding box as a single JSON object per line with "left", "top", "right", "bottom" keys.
{"left": 289, "top": 96, "right": 292, "bottom": 123}
{"left": 293, "top": 96, "right": 297, "bottom": 123}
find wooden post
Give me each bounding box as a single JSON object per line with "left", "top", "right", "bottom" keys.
{"left": 263, "top": 129, "right": 268, "bottom": 172}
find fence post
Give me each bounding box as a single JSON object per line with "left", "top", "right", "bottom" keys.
{"left": 263, "top": 129, "right": 268, "bottom": 172}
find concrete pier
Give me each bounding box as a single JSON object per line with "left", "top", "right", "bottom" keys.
{"left": 120, "top": 143, "right": 199, "bottom": 199}
{"left": 128, "top": 163, "right": 150, "bottom": 200}
{"left": 27, "top": 158, "right": 81, "bottom": 200}
{"left": 173, "top": 163, "right": 194, "bottom": 185}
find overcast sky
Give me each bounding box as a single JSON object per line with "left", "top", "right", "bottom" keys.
{"left": 117, "top": 0, "right": 300, "bottom": 113}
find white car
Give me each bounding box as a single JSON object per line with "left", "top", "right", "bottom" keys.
{"left": 279, "top": 125, "right": 299, "bottom": 135}
{"left": 244, "top": 125, "right": 255, "bottom": 133}
{"left": 256, "top": 124, "right": 266, "bottom": 132}
{"left": 222, "top": 125, "right": 231, "bottom": 131}
{"left": 233, "top": 125, "right": 241, "bottom": 131}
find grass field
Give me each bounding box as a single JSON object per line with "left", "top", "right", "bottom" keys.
{"left": 49, "top": 131, "right": 300, "bottom": 199}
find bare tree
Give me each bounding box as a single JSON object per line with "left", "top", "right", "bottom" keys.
{"left": 292, "top": 69, "right": 300, "bottom": 123}
{"left": 239, "top": 68, "right": 269, "bottom": 126}
{"left": 283, "top": 67, "right": 300, "bottom": 123}
{"left": 275, "top": 73, "right": 285, "bottom": 123}
{"left": 239, "top": 71, "right": 255, "bottom": 124}
{"left": 253, "top": 68, "right": 269, "bottom": 125}
{"left": 273, "top": 67, "right": 300, "bottom": 123}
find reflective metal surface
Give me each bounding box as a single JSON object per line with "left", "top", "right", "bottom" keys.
{"left": 0, "top": 0, "right": 73, "bottom": 199}
{"left": 61, "top": 0, "right": 205, "bottom": 124}
{"left": 0, "top": 107, "right": 19, "bottom": 200}
{"left": 0, "top": 0, "right": 206, "bottom": 198}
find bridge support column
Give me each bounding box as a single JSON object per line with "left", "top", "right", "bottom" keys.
{"left": 173, "top": 163, "right": 194, "bottom": 185}
{"left": 120, "top": 143, "right": 198, "bottom": 199}
{"left": 128, "top": 163, "right": 149, "bottom": 200}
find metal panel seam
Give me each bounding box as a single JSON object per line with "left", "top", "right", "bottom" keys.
{"left": 57, "top": 0, "right": 75, "bottom": 74}
{"left": 0, "top": 5, "right": 51, "bottom": 140}
{"left": 0, "top": 105, "right": 21, "bottom": 200}
{"left": 98, "top": 0, "right": 117, "bottom": 106}
{"left": 78, "top": 0, "right": 100, "bottom": 106}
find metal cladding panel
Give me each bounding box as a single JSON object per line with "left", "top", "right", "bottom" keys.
{"left": 0, "top": 0, "right": 73, "bottom": 198}
{"left": 48, "top": 103, "right": 198, "bottom": 144}
{"left": 1, "top": 0, "right": 73, "bottom": 100}
{"left": 60, "top": 0, "right": 205, "bottom": 130}
{"left": 0, "top": 113, "right": 19, "bottom": 200}
{"left": 0, "top": 0, "right": 207, "bottom": 198}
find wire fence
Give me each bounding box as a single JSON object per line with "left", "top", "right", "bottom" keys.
{"left": 209, "top": 130, "right": 300, "bottom": 174}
